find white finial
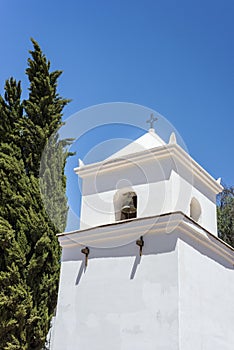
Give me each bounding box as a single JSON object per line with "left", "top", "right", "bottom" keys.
{"left": 78, "top": 158, "right": 84, "bottom": 167}
{"left": 216, "top": 177, "right": 221, "bottom": 185}
{"left": 169, "top": 132, "right": 177, "bottom": 144}
{"left": 146, "top": 113, "right": 158, "bottom": 131}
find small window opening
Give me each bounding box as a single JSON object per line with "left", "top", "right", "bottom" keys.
{"left": 190, "top": 197, "right": 201, "bottom": 222}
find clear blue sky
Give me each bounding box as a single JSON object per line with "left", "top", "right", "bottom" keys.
{"left": 1, "top": 1, "right": 234, "bottom": 229}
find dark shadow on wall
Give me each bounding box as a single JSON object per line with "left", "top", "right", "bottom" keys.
{"left": 75, "top": 260, "right": 86, "bottom": 285}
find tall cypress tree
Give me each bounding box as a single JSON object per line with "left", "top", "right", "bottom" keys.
{"left": 0, "top": 79, "right": 32, "bottom": 349}
{"left": 0, "top": 39, "right": 71, "bottom": 349}
{"left": 22, "top": 38, "right": 70, "bottom": 176}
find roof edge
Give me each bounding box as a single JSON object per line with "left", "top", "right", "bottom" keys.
{"left": 58, "top": 212, "right": 234, "bottom": 265}
{"left": 74, "top": 143, "right": 223, "bottom": 194}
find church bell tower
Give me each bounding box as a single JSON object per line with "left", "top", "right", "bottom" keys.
{"left": 52, "top": 118, "right": 234, "bottom": 350}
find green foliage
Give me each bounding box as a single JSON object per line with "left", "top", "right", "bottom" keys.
{"left": 40, "top": 133, "right": 73, "bottom": 232}
{"left": 0, "top": 217, "right": 32, "bottom": 350}
{"left": 22, "top": 38, "right": 71, "bottom": 176}
{"left": 217, "top": 186, "right": 234, "bottom": 247}
{"left": 0, "top": 39, "right": 71, "bottom": 349}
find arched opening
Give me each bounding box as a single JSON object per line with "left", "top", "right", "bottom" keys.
{"left": 190, "top": 197, "right": 201, "bottom": 222}
{"left": 120, "top": 192, "right": 137, "bottom": 220}
{"left": 114, "top": 189, "right": 137, "bottom": 221}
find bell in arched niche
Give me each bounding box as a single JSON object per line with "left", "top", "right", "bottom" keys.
{"left": 120, "top": 191, "right": 137, "bottom": 220}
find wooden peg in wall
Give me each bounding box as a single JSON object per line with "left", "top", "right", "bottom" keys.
{"left": 136, "top": 236, "right": 144, "bottom": 256}
{"left": 81, "top": 247, "right": 90, "bottom": 267}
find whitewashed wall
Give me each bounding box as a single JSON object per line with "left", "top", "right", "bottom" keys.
{"left": 80, "top": 161, "right": 217, "bottom": 235}
{"left": 178, "top": 239, "right": 234, "bottom": 350}
{"left": 52, "top": 233, "right": 179, "bottom": 350}
{"left": 53, "top": 220, "right": 234, "bottom": 350}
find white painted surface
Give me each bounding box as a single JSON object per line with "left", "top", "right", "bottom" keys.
{"left": 107, "top": 129, "right": 165, "bottom": 160}
{"left": 52, "top": 234, "right": 179, "bottom": 350}
{"left": 80, "top": 165, "right": 218, "bottom": 235}
{"left": 53, "top": 130, "right": 231, "bottom": 349}
{"left": 178, "top": 239, "right": 234, "bottom": 349}
{"left": 53, "top": 219, "right": 234, "bottom": 349}
{"left": 76, "top": 131, "right": 221, "bottom": 235}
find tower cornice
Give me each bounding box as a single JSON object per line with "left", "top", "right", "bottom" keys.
{"left": 58, "top": 212, "right": 234, "bottom": 266}
{"left": 74, "top": 143, "right": 223, "bottom": 194}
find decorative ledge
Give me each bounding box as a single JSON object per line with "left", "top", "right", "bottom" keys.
{"left": 58, "top": 212, "right": 234, "bottom": 265}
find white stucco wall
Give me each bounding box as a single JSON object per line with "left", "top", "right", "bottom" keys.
{"left": 178, "top": 239, "right": 234, "bottom": 349}
{"left": 79, "top": 163, "right": 217, "bottom": 235}
{"left": 169, "top": 171, "right": 217, "bottom": 234}
{"left": 53, "top": 215, "right": 234, "bottom": 350}
{"left": 52, "top": 234, "right": 179, "bottom": 350}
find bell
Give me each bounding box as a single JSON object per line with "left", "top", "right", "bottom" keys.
{"left": 121, "top": 204, "right": 137, "bottom": 214}
{"left": 121, "top": 193, "right": 137, "bottom": 215}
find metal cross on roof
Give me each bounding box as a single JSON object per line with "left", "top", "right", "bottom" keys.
{"left": 146, "top": 113, "right": 158, "bottom": 129}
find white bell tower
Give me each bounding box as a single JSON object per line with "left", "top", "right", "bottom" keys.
{"left": 77, "top": 124, "right": 219, "bottom": 236}
{"left": 52, "top": 121, "right": 234, "bottom": 350}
